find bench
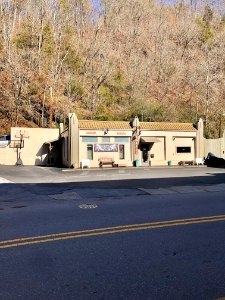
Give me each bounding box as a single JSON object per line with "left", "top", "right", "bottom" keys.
{"left": 99, "top": 157, "right": 115, "bottom": 168}
{"left": 178, "top": 160, "right": 194, "bottom": 166}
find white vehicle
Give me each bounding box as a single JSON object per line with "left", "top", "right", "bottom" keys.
{"left": 0, "top": 135, "right": 10, "bottom": 148}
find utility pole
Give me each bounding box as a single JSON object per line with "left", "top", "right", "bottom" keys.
{"left": 49, "top": 86, "right": 53, "bottom": 128}
{"left": 42, "top": 92, "right": 45, "bottom": 127}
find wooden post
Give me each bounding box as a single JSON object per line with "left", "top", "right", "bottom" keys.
{"left": 42, "top": 92, "right": 45, "bottom": 127}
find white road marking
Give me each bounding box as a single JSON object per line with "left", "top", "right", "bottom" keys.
{"left": 79, "top": 204, "right": 98, "bottom": 209}
{"left": 0, "top": 177, "right": 13, "bottom": 184}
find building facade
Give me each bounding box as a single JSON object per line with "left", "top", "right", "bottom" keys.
{"left": 0, "top": 114, "right": 205, "bottom": 167}
{"left": 61, "top": 113, "right": 205, "bottom": 168}
{"left": 0, "top": 127, "right": 60, "bottom": 166}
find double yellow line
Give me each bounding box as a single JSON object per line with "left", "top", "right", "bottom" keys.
{"left": 1, "top": 214, "right": 225, "bottom": 249}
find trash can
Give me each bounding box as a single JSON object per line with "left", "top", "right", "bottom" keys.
{"left": 168, "top": 160, "right": 172, "bottom": 166}
{"left": 135, "top": 159, "right": 140, "bottom": 167}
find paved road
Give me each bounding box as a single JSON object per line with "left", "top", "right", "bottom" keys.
{"left": 1, "top": 164, "right": 225, "bottom": 185}
{"left": 1, "top": 166, "right": 225, "bottom": 299}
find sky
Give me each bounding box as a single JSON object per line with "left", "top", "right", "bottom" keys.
{"left": 92, "top": 0, "right": 102, "bottom": 10}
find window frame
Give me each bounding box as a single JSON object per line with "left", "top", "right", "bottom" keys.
{"left": 82, "top": 136, "right": 98, "bottom": 143}
{"left": 119, "top": 144, "right": 125, "bottom": 159}
{"left": 87, "top": 144, "right": 93, "bottom": 160}
{"left": 176, "top": 146, "right": 191, "bottom": 153}
{"left": 102, "top": 136, "right": 110, "bottom": 143}
{"left": 114, "top": 137, "right": 129, "bottom": 143}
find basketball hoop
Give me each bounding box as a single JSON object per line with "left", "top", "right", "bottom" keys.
{"left": 9, "top": 140, "right": 24, "bottom": 149}
{"left": 9, "top": 139, "right": 24, "bottom": 166}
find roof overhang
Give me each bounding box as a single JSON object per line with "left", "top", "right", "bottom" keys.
{"left": 140, "top": 137, "right": 161, "bottom": 143}
{"left": 44, "top": 138, "right": 61, "bottom": 145}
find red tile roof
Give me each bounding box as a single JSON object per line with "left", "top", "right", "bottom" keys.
{"left": 140, "top": 122, "right": 197, "bottom": 131}
{"left": 78, "top": 120, "right": 197, "bottom": 131}
{"left": 78, "top": 120, "right": 131, "bottom": 130}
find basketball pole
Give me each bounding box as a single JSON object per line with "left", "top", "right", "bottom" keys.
{"left": 16, "top": 132, "right": 24, "bottom": 166}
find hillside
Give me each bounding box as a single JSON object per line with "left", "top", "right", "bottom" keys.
{"left": 0, "top": 0, "right": 225, "bottom": 138}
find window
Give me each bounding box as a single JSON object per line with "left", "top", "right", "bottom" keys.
{"left": 102, "top": 137, "right": 110, "bottom": 142}
{"left": 115, "top": 137, "right": 129, "bottom": 143}
{"left": 82, "top": 136, "right": 98, "bottom": 143}
{"left": 119, "top": 145, "right": 125, "bottom": 159}
{"left": 87, "top": 144, "right": 93, "bottom": 160}
{"left": 176, "top": 147, "right": 191, "bottom": 153}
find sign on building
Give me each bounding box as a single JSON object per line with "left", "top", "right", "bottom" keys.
{"left": 94, "top": 144, "right": 118, "bottom": 152}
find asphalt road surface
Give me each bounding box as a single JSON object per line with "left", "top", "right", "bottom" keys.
{"left": 1, "top": 165, "right": 225, "bottom": 300}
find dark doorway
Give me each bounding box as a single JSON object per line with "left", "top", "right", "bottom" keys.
{"left": 140, "top": 143, "right": 150, "bottom": 163}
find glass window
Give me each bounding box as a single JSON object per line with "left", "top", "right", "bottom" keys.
{"left": 115, "top": 137, "right": 129, "bottom": 143}
{"left": 87, "top": 144, "right": 93, "bottom": 160}
{"left": 177, "top": 147, "right": 191, "bottom": 153}
{"left": 82, "top": 136, "right": 98, "bottom": 143}
{"left": 102, "top": 137, "right": 110, "bottom": 142}
{"left": 119, "top": 145, "right": 125, "bottom": 159}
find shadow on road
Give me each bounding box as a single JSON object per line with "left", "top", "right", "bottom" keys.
{"left": 1, "top": 169, "right": 225, "bottom": 192}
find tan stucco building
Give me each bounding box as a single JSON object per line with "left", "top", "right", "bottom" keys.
{"left": 61, "top": 114, "right": 205, "bottom": 168}
{"left": 0, "top": 114, "right": 205, "bottom": 167}
{"left": 0, "top": 127, "right": 60, "bottom": 166}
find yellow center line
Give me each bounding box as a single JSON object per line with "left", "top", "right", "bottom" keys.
{"left": 1, "top": 214, "right": 225, "bottom": 249}
{"left": 1, "top": 214, "right": 225, "bottom": 245}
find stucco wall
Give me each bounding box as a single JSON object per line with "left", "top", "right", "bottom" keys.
{"left": 59, "top": 117, "right": 201, "bottom": 168}
{"left": 79, "top": 130, "right": 132, "bottom": 168}
{"left": 0, "top": 147, "right": 17, "bottom": 165}
{"left": 204, "top": 133, "right": 225, "bottom": 159}
{"left": 0, "top": 127, "right": 59, "bottom": 166}
{"left": 61, "top": 130, "right": 69, "bottom": 167}
{"left": 77, "top": 130, "right": 197, "bottom": 167}
{"left": 138, "top": 131, "right": 197, "bottom": 166}
{"left": 172, "top": 137, "right": 195, "bottom": 162}
{"left": 138, "top": 136, "right": 165, "bottom": 166}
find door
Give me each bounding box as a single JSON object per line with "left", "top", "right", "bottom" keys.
{"left": 141, "top": 143, "right": 150, "bottom": 165}
{"left": 142, "top": 147, "right": 148, "bottom": 162}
